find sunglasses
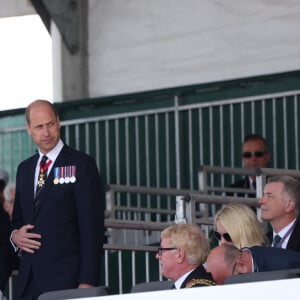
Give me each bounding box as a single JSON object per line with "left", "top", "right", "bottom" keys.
{"left": 213, "top": 230, "right": 232, "bottom": 242}
{"left": 242, "top": 151, "right": 266, "bottom": 158}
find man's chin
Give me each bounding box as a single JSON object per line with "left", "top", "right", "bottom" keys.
{"left": 260, "top": 213, "right": 269, "bottom": 221}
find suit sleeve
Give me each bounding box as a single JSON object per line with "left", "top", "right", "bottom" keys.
{"left": 74, "top": 155, "right": 105, "bottom": 285}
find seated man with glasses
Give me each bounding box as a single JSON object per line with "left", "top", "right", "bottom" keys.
{"left": 205, "top": 244, "right": 300, "bottom": 284}
{"left": 155, "top": 224, "right": 216, "bottom": 288}
{"left": 229, "top": 133, "right": 271, "bottom": 197}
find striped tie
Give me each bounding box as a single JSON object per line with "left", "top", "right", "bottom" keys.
{"left": 273, "top": 234, "right": 281, "bottom": 247}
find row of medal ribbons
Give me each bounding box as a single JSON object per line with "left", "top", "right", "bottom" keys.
{"left": 53, "top": 166, "right": 76, "bottom": 184}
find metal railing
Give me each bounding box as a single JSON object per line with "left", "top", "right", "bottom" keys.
{"left": 102, "top": 165, "right": 300, "bottom": 293}
{"left": 7, "top": 165, "right": 300, "bottom": 297}
{"left": 3, "top": 90, "right": 300, "bottom": 297}
{"left": 1, "top": 90, "right": 300, "bottom": 198}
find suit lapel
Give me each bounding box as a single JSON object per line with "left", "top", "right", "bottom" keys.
{"left": 287, "top": 218, "right": 300, "bottom": 251}
{"left": 243, "top": 177, "right": 251, "bottom": 189}
{"left": 266, "top": 219, "right": 300, "bottom": 251}
{"left": 33, "top": 146, "right": 67, "bottom": 219}
{"left": 267, "top": 230, "right": 273, "bottom": 245}
{"left": 25, "top": 154, "right": 39, "bottom": 222}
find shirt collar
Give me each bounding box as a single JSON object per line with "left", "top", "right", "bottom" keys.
{"left": 274, "top": 218, "right": 297, "bottom": 238}
{"left": 248, "top": 177, "right": 256, "bottom": 189}
{"left": 38, "top": 139, "right": 64, "bottom": 163}
{"left": 174, "top": 268, "right": 195, "bottom": 289}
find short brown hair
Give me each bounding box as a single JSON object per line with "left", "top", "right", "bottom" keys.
{"left": 25, "top": 99, "right": 59, "bottom": 125}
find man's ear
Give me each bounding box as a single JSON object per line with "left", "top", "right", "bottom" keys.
{"left": 176, "top": 249, "right": 185, "bottom": 264}
{"left": 234, "top": 258, "right": 248, "bottom": 274}
{"left": 285, "top": 199, "right": 295, "bottom": 213}
{"left": 26, "top": 123, "right": 32, "bottom": 136}
{"left": 56, "top": 117, "right": 61, "bottom": 129}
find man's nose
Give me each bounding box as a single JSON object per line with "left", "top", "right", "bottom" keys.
{"left": 42, "top": 127, "right": 50, "bottom": 135}
{"left": 258, "top": 196, "right": 265, "bottom": 204}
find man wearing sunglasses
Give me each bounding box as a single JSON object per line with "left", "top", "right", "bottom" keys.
{"left": 230, "top": 134, "right": 271, "bottom": 196}
{"left": 155, "top": 224, "right": 216, "bottom": 288}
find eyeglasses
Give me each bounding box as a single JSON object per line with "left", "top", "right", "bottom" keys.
{"left": 242, "top": 151, "right": 266, "bottom": 158}
{"left": 157, "top": 247, "right": 177, "bottom": 256}
{"left": 213, "top": 230, "right": 232, "bottom": 242}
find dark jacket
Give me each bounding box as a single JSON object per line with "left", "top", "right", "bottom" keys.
{"left": 249, "top": 246, "right": 300, "bottom": 272}
{"left": 266, "top": 218, "right": 300, "bottom": 253}
{"left": 12, "top": 145, "right": 105, "bottom": 297}
{"left": 0, "top": 205, "right": 15, "bottom": 292}
{"left": 180, "top": 265, "right": 216, "bottom": 288}
{"left": 229, "top": 177, "right": 256, "bottom": 197}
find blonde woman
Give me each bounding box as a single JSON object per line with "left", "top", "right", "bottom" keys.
{"left": 213, "top": 203, "right": 266, "bottom": 248}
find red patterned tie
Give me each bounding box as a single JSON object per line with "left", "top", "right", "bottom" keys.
{"left": 36, "top": 155, "right": 51, "bottom": 195}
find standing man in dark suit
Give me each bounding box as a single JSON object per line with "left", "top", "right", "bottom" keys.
{"left": 156, "top": 224, "right": 215, "bottom": 288}
{"left": 230, "top": 134, "right": 271, "bottom": 196}
{"left": 11, "top": 100, "right": 105, "bottom": 300}
{"left": 259, "top": 175, "right": 300, "bottom": 252}
{"left": 206, "top": 244, "right": 300, "bottom": 284}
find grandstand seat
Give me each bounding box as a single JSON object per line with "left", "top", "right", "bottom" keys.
{"left": 224, "top": 268, "right": 300, "bottom": 284}
{"left": 37, "top": 286, "right": 109, "bottom": 299}
{"left": 131, "top": 280, "right": 174, "bottom": 293}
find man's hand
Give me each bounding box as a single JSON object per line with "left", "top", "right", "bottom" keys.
{"left": 12, "top": 224, "right": 41, "bottom": 253}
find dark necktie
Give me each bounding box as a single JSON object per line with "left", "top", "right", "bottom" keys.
{"left": 36, "top": 155, "right": 50, "bottom": 195}
{"left": 252, "top": 181, "right": 256, "bottom": 190}
{"left": 273, "top": 234, "right": 281, "bottom": 247}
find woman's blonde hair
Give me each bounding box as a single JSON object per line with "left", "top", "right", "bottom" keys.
{"left": 214, "top": 203, "right": 265, "bottom": 249}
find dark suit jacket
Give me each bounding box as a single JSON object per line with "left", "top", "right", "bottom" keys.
{"left": 12, "top": 144, "right": 105, "bottom": 296}
{"left": 180, "top": 265, "right": 215, "bottom": 288}
{"left": 249, "top": 246, "right": 300, "bottom": 272}
{"left": 229, "top": 177, "right": 256, "bottom": 197}
{"left": 228, "top": 177, "right": 257, "bottom": 213}
{"left": 266, "top": 218, "right": 300, "bottom": 253}
{"left": 231, "top": 177, "right": 251, "bottom": 189}
{"left": 0, "top": 205, "right": 15, "bottom": 292}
